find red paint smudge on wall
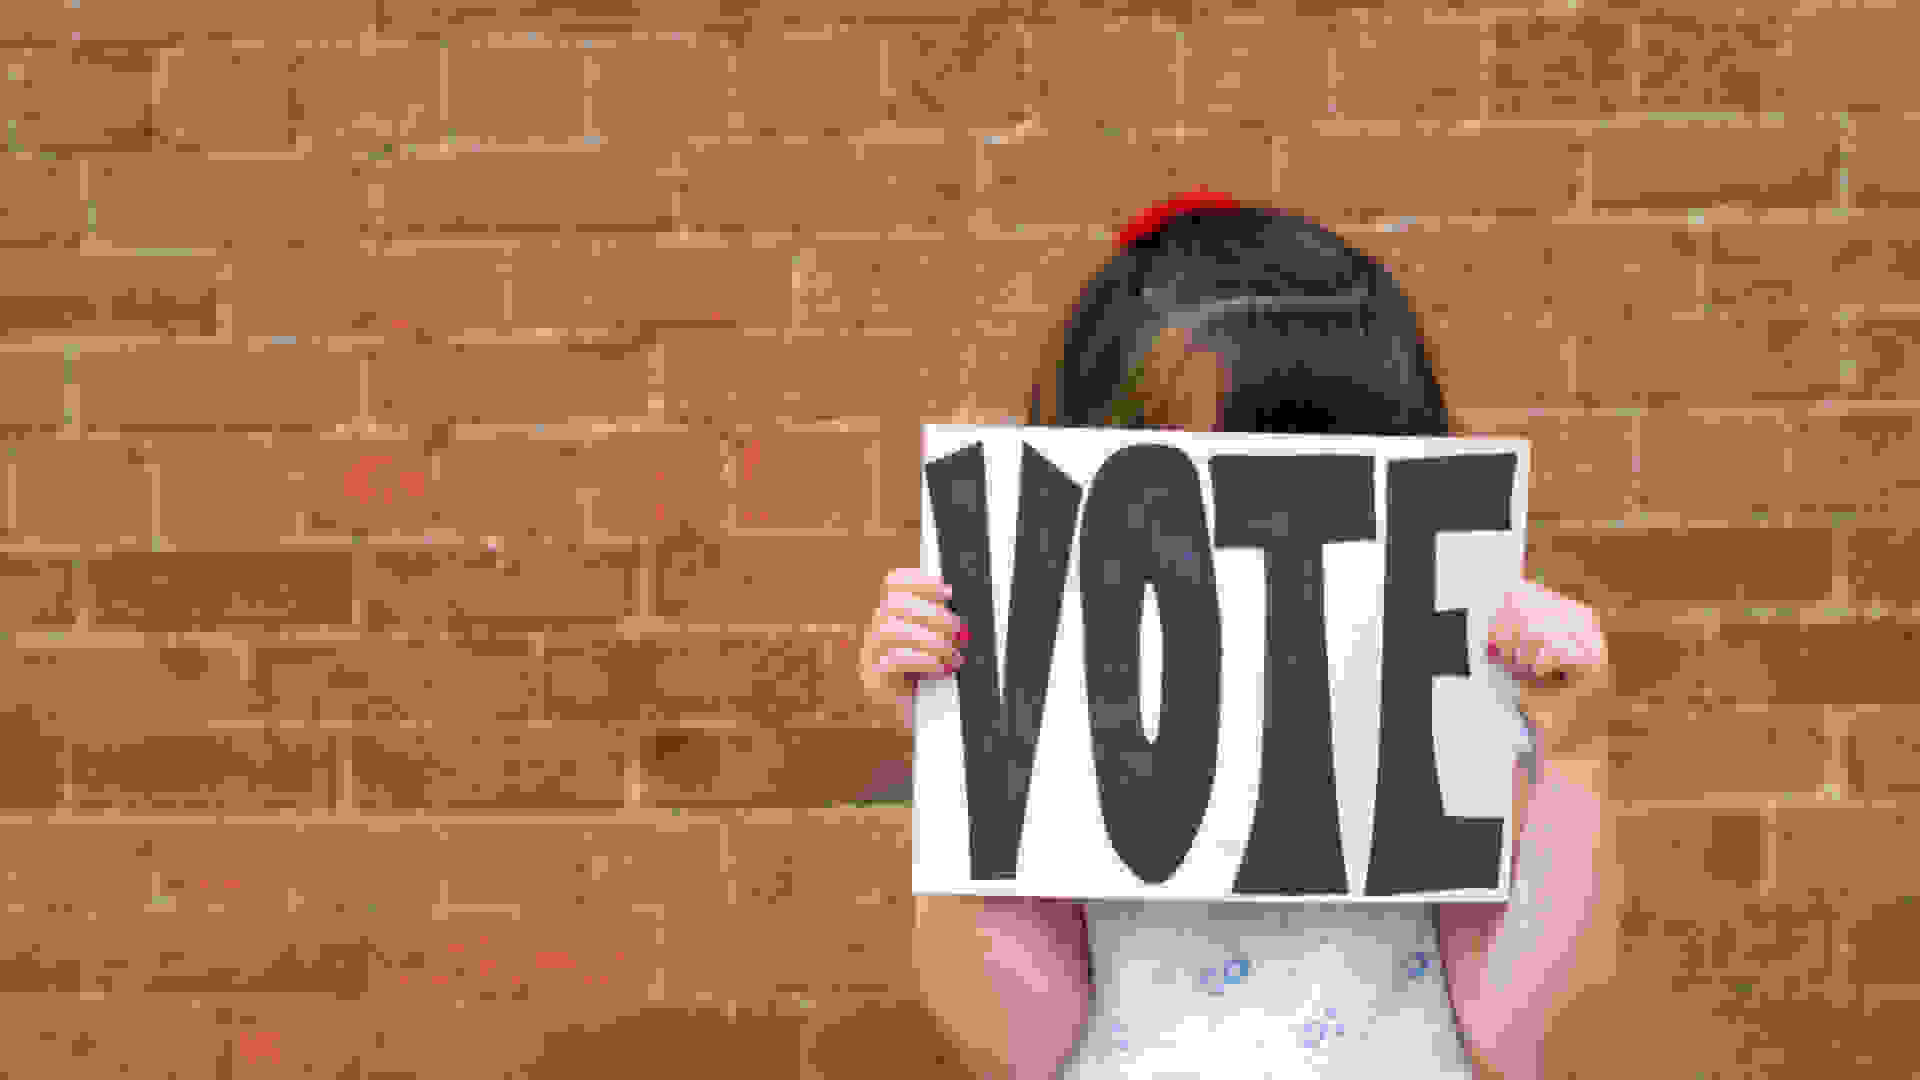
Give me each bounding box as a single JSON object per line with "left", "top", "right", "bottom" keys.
{"left": 345, "top": 455, "right": 428, "bottom": 504}
{"left": 535, "top": 951, "right": 573, "bottom": 970}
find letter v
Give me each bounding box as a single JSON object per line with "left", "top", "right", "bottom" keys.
{"left": 924, "top": 442, "right": 1084, "bottom": 881}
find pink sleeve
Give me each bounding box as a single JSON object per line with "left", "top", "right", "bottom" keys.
{"left": 1436, "top": 756, "right": 1607, "bottom": 1080}
{"left": 974, "top": 896, "right": 1093, "bottom": 1079}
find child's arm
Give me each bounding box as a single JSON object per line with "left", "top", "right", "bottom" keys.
{"left": 1436, "top": 585, "right": 1615, "bottom": 1080}
{"left": 912, "top": 895, "right": 1093, "bottom": 1079}
{"left": 860, "top": 568, "right": 1094, "bottom": 1077}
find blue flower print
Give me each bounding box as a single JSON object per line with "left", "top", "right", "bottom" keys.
{"left": 1194, "top": 954, "right": 1253, "bottom": 996}
{"left": 1295, "top": 1006, "right": 1344, "bottom": 1050}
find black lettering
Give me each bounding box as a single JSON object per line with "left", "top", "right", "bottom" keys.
{"left": 1211, "top": 454, "right": 1376, "bottom": 896}
{"left": 1079, "top": 444, "right": 1222, "bottom": 885}
{"left": 925, "top": 443, "right": 1084, "bottom": 881}
{"left": 1366, "top": 453, "right": 1518, "bottom": 895}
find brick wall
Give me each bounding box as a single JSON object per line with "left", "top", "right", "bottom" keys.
{"left": 0, "top": 0, "right": 1916, "bottom": 1075}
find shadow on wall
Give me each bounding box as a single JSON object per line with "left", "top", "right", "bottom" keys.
{"left": 519, "top": 998, "right": 972, "bottom": 1079}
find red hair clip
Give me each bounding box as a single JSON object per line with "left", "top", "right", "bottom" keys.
{"left": 1114, "top": 186, "right": 1242, "bottom": 250}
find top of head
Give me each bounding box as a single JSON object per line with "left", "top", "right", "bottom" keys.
{"left": 1035, "top": 205, "right": 1451, "bottom": 438}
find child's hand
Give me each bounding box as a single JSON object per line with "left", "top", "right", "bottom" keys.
{"left": 1486, "top": 581, "right": 1607, "bottom": 690}
{"left": 858, "top": 569, "right": 968, "bottom": 725}
{"left": 1487, "top": 581, "right": 1609, "bottom": 758}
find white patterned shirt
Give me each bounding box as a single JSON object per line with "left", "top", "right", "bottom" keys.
{"left": 1060, "top": 901, "right": 1475, "bottom": 1079}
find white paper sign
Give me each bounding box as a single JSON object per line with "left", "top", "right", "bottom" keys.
{"left": 911, "top": 425, "right": 1531, "bottom": 904}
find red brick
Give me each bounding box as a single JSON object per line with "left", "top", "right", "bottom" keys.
{"left": 1450, "top": 410, "right": 1635, "bottom": 523}
{"left": 10, "top": 642, "right": 271, "bottom": 736}
{"left": 968, "top": 234, "right": 1110, "bottom": 319}
{"left": 683, "top": 139, "right": 972, "bottom": 233}
{"left": 14, "top": 438, "right": 150, "bottom": 546}
{"left": 379, "top": 0, "right": 710, "bottom": 34}
{"left": 808, "top": 999, "right": 977, "bottom": 1080}
{"left": 269, "top": 438, "right": 442, "bottom": 542}
{"left": 1719, "top": 624, "right": 1920, "bottom": 705}
{"left": 90, "top": 551, "right": 352, "bottom": 631}
{"left": 507, "top": 240, "right": 793, "bottom": 329}
{"left": 1846, "top": 706, "right": 1920, "bottom": 799}
{"left": 1541, "top": 224, "right": 1704, "bottom": 330}
{"left": 1636, "top": 411, "right": 1786, "bottom": 518}
{"left": 447, "top": 42, "right": 583, "bottom": 144}
{"left": 1703, "top": 219, "right": 1920, "bottom": 315}
{"left": 224, "top": 243, "right": 501, "bottom": 339}
{"left": 0, "top": 249, "right": 222, "bottom": 341}
{"left": 1488, "top": 14, "right": 1632, "bottom": 120}
{"left": 380, "top": 148, "right": 675, "bottom": 232}
{"left": 717, "top": 810, "right": 914, "bottom": 996}
{"left": 427, "top": 435, "right": 595, "bottom": 541}
{"left": 1605, "top": 624, "right": 1840, "bottom": 705}
{"left": 1589, "top": 126, "right": 1841, "bottom": 212}
{"left": 656, "top": 330, "right": 968, "bottom": 429}
{"left": 362, "top": 547, "right": 629, "bottom": 634}
{"left": 1604, "top": 701, "right": 1829, "bottom": 802}
{"left": 292, "top": 45, "right": 440, "bottom": 150}
{"left": 803, "top": 237, "right": 980, "bottom": 329}
{"left": 1849, "top": 317, "right": 1920, "bottom": 400}
{"left": 148, "top": 435, "right": 306, "bottom": 549}
{"left": 370, "top": 343, "right": 651, "bottom": 427}
{"left": 651, "top": 530, "right": 914, "bottom": 624}
{"left": 1616, "top": 807, "right": 1768, "bottom": 923}
{"left": 0, "top": 158, "right": 82, "bottom": 246}
{"left": 587, "top": 36, "right": 731, "bottom": 147}
{"left": 1776, "top": 805, "right": 1920, "bottom": 900}
{"left": 873, "top": 420, "right": 925, "bottom": 534}
{"left": 1529, "top": 527, "right": 1833, "bottom": 613}
{"left": 1604, "top": 627, "right": 1693, "bottom": 699}
{"left": 736, "top": 27, "right": 884, "bottom": 136}
{"left": 1852, "top": 117, "right": 1920, "bottom": 211}
{"left": 1182, "top": 16, "right": 1335, "bottom": 133}
{"left": 0, "top": 557, "right": 78, "bottom": 626}
{"left": 879, "top": 20, "right": 1031, "bottom": 131}
{"left": 81, "top": 344, "right": 359, "bottom": 432}
{"left": 1281, "top": 130, "right": 1581, "bottom": 222}
{"left": 1029, "top": 19, "right": 1178, "bottom": 134}
{"left": 584, "top": 429, "right": 728, "bottom": 542}
{"left": 0, "top": 45, "right": 155, "bottom": 152}
{"left": 1573, "top": 315, "right": 1847, "bottom": 407}
{"left": 8, "top": 0, "right": 376, "bottom": 41}
{"left": 1786, "top": 6, "right": 1920, "bottom": 115}
{"left": 548, "top": 630, "right": 848, "bottom": 729}
{"left": 1421, "top": 313, "right": 1571, "bottom": 408}
{"left": 1332, "top": 13, "right": 1480, "bottom": 124}
{"left": 0, "top": 347, "right": 66, "bottom": 427}
{"left": 1847, "top": 528, "right": 1920, "bottom": 610}
{"left": 1351, "top": 217, "right": 1559, "bottom": 319}
{"left": 352, "top": 724, "right": 627, "bottom": 810}
{"left": 1632, "top": 10, "right": 1790, "bottom": 113}
{"left": 154, "top": 44, "right": 299, "bottom": 153}
{"left": 630, "top": 727, "right": 910, "bottom": 806}
{"left": 984, "top": 129, "right": 1275, "bottom": 229}
{"left": 1782, "top": 413, "right": 1920, "bottom": 518}
{"left": 262, "top": 637, "right": 623, "bottom": 810}
{"left": 91, "top": 156, "right": 367, "bottom": 251}
{"left": 0, "top": 703, "right": 61, "bottom": 810}
{"left": 73, "top": 729, "right": 336, "bottom": 812}
{"left": 733, "top": 430, "right": 872, "bottom": 530}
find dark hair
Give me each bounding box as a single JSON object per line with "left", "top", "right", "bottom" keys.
{"left": 1028, "top": 206, "right": 1451, "bottom": 437}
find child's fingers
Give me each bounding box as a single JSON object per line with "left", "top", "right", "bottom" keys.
{"left": 883, "top": 589, "right": 964, "bottom": 640}
{"left": 875, "top": 648, "right": 954, "bottom": 688}
{"left": 883, "top": 568, "right": 952, "bottom": 601}
{"left": 877, "top": 616, "right": 961, "bottom": 671}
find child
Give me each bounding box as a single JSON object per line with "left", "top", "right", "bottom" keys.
{"left": 859, "top": 192, "right": 1612, "bottom": 1079}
